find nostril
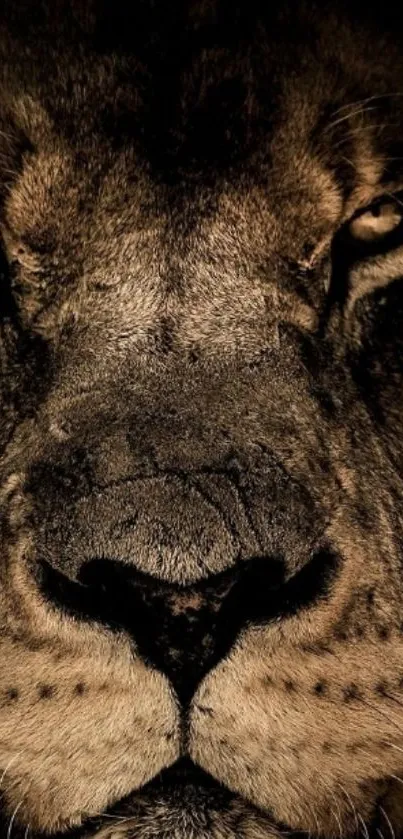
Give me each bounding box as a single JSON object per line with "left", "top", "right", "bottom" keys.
{"left": 78, "top": 557, "right": 124, "bottom": 590}
{"left": 241, "top": 555, "right": 286, "bottom": 590}
{"left": 218, "top": 548, "right": 338, "bottom": 625}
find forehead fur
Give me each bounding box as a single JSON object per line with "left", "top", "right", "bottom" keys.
{"left": 1, "top": 0, "right": 403, "bottom": 349}
{"left": 1, "top": 1, "right": 403, "bottom": 204}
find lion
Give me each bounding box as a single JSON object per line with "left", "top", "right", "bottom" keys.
{"left": 1, "top": 1, "right": 403, "bottom": 837}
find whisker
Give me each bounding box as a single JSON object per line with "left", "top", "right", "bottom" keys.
{"left": 0, "top": 755, "right": 21, "bottom": 788}
{"left": 381, "top": 157, "right": 403, "bottom": 164}
{"left": 359, "top": 695, "right": 403, "bottom": 738}
{"left": 7, "top": 800, "right": 24, "bottom": 839}
{"left": 331, "top": 806, "right": 344, "bottom": 839}
{"left": 330, "top": 97, "right": 379, "bottom": 117}
{"left": 379, "top": 741, "right": 403, "bottom": 757}
{"left": 326, "top": 106, "right": 379, "bottom": 133}
{"left": 313, "top": 777, "right": 343, "bottom": 838}
{"left": 89, "top": 812, "right": 133, "bottom": 822}
{"left": 106, "top": 816, "right": 136, "bottom": 827}
{"left": 307, "top": 802, "right": 322, "bottom": 837}
{"left": 357, "top": 812, "right": 370, "bottom": 839}
{"left": 329, "top": 93, "right": 403, "bottom": 121}
{"left": 379, "top": 806, "right": 396, "bottom": 839}
{"left": 336, "top": 782, "right": 360, "bottom": 835}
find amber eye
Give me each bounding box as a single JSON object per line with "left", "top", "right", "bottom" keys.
{"left": 349, "top": 200, "right": 403, "bottom": 242}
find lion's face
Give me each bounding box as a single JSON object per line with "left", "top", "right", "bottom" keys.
{"left": 2, "top": 2, "right": 403, "bottom": 838}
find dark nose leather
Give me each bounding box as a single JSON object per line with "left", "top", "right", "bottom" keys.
{"left": 38, "top": 550, "right": 337, "bottom": 703}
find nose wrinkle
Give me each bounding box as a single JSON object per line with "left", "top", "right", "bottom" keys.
{"left": 33, "top": 470, "right": 261, "bottom": 584}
